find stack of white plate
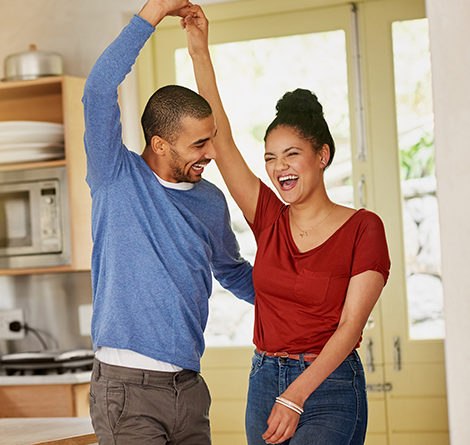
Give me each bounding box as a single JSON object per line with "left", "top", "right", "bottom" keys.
{"left": 0, "top": 121, "right": 65, "bottom": 164}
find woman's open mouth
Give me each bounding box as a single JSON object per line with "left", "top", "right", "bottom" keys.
{"left": 278, "top": 174, "right": 299, "bottom": 191}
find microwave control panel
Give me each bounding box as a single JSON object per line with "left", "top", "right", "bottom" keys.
{"left": 39, "top": 180, "right": 62, "bottom": 252}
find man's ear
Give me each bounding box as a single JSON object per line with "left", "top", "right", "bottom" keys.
{"left": 150, "top": 135, "right": 168, "bottom": 156}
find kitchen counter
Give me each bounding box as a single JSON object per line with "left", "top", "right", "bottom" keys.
{"left": 0, "top": 417, "right": 97, "bottom": 445}
{"left": 0, "top": 371, "right": 91, "bottom": 386}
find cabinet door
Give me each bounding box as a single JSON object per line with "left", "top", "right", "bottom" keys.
{"left": 0, "top": 383, "right": 90, "bottom": 417}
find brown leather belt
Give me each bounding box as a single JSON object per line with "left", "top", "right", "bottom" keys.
{"left": 256, "top": 348, "right": 318, "bottom": 362}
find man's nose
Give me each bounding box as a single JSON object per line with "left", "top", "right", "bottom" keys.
{"left": 206, "top": 140, "right": 217, "bottom": 160}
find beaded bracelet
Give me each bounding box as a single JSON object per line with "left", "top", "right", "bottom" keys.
{"left": 275, "top": 396, "right": 304, "bottom": 415}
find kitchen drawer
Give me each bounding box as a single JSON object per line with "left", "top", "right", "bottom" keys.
{"left": 0, "top": 382, "right": 90, "bottom": 418}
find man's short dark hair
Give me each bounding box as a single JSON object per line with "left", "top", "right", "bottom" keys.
{"left": 141, "top": 85, "right": 212, "bottom": 146}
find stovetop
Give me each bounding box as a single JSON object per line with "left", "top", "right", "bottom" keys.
{"left": 0, "top": 349, "right": 94, "bottom": 376}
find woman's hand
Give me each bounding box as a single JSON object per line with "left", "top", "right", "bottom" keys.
{"left": 262, "top": 401, "right": 301, "bottom": 444}
{"left": 180, "top": 4, "right": 209, "bottom": 58}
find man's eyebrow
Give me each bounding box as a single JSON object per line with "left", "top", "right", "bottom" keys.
{"left": 192, "top": 137, "right": 210, "bottom": 145}
{"left": 192, "top": 129, "right": 218, "bottom": 146}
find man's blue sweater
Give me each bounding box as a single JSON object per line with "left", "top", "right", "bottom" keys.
{"left": 82, "top": 14, "right": 254, "bottom": 372}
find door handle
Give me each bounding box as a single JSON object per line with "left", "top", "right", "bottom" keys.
{"left": 367, "top": 382, "right": 393, "bottom": 392}
{"left": 365, "top": 338, "right": 374, "bottom": 373}
{"left": 358, "top": 174, "right": 366, "bottom": 208}
{"left": 393, "top": 336, "right": 401, "bottom": 371}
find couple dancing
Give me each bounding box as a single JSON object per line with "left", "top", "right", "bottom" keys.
{"left": 84, "top": 1, "right": 390, "bottom": 444}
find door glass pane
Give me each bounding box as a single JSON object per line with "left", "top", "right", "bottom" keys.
{"left": 176, "top": 31, "right": 352, "bottom": 346}
{"left": 392, "top": 19, "right": 444, "bottom": 340}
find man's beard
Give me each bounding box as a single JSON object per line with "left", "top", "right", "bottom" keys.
{"left": 169, "top": 146, "right": 203, "bottom": 183}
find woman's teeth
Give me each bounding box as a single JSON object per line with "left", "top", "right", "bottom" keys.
{"left": 279, "top": 174, "right": 299, "bottom": 189}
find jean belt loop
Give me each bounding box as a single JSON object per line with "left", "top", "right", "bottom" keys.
{"left": 142, "top": 370, "right": 149, "bottom": 387}
{"left": 260, "top": 350, "right": 266, "bottom": 366}
{"left": 299, "top": 353, "right": 306, "bottom": 371}
{"left": 94, "top": 359, "right": 101, "bottom": 381}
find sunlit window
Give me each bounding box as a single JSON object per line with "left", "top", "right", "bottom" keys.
{"left": 392, "top": 19, "right": 444, "bottom": 340}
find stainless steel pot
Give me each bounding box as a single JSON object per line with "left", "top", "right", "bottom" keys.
{"left": 2, "top": 44, "right": 63, "bottom": 81}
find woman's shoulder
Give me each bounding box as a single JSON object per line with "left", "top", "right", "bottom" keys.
{"left": 335, "top": 207, "right": 387, "bottom": 240}
{"left": 348, "top": 208, "right": 385, "bottom": 225}
{"left": 344, "top": 208, "right": 388, "bottom": 248}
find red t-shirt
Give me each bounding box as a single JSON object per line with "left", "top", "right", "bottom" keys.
{"left": 248, "top": 181, "right": 390, "bottom": 354}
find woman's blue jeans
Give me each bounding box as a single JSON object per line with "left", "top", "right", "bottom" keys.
{"left": 245, "top": 350, "right": 368, "bottom": 445}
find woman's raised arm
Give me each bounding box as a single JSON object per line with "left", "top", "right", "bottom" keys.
{"left": 182, "top": 5, "right": 260, "bottom": 223}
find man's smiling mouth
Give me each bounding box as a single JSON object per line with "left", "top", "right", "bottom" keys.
{"left": 278, "top": 174, "right": 299, "bottom": 190}
{"left": 191, "top": 160, "right": 211, "bottom": 173}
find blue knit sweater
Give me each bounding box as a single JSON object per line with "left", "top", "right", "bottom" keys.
{"left": 82, "top": 15, "right": 254, "bottom": 372}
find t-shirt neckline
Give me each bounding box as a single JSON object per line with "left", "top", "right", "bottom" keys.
{"left": 287, "top": 207, "right": 365, "bottom": 255}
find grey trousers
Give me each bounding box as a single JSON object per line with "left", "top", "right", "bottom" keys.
{"left": 89, "top": 359, "right": 212, "bottom": 445}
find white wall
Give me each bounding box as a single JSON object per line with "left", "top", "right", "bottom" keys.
{"left": 0, "top": 0, "right": 233, "bottom": 80}
{"left": 425, "top": 1, "right": 470, "bottom": 443}
{"left": 0, "top": 0, "right": 139, "bottom": 80}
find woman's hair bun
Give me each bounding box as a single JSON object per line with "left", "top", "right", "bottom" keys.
{"left": 275, "top": 88, "right": 323, "bottom": 117}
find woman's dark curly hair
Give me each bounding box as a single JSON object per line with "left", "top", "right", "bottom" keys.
{"left": 264, "top": 88, "right": 335, "bottom": 167}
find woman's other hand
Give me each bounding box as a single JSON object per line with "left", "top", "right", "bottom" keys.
{"left": 262, "top": 402, "right": 300, "bottom": 444}
{"left": 181, "top": 4, "right": 209, "bottom": 58}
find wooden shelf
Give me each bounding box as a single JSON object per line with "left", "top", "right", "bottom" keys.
{"left": 0, "top": 159, "right": 66, "bottom": 172}
{"left": 0, "top": 76, "right": 92, "bottom": 275}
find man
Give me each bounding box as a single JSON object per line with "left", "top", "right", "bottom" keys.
{"left": 82, "top": 1, "right": 254, "bottom": 443}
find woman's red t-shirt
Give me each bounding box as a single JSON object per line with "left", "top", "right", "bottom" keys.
{"left": 248, "top": 181, "right": 391, "bottom": 354}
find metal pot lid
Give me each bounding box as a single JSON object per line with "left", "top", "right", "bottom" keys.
{"left": 2, "top": 44, "right": 63, "bottom": 82}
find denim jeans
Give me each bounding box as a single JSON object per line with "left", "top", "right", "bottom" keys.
{"left": 245, "top": 350, "right": 367, "bottom": 445}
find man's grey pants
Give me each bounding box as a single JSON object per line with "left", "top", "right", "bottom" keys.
{"left": 89, "top": 359, "right": 212, "bottom": 444}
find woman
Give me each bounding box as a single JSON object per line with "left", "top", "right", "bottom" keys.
{"left": 182, "top": 6, "right": 390, "bottom": 445}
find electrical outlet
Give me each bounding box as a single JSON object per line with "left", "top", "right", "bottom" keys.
{"left": 0, "top": 308, "right": 25, "bottom": 340}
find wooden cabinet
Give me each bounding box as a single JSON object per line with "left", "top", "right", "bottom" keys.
{"left": 0, "top": 76, "right": 92, "bottom": 275}
{"left": 0, "top": 382, "right": 91, "bottom": 418}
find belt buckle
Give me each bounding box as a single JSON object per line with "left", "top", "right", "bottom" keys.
{"left": 273, "top": 351, "right": 290, "bottom": 358}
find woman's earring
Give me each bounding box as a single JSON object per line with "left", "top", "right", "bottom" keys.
{"left": 321, "top": 160, "right": 326, "bottom": 167}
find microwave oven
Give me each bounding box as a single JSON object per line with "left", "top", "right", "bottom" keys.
{"left": 0, "top": 166, "right": 71, "bottom": 269}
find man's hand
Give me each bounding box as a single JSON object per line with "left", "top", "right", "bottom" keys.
{"left": 162, "top": 0, "right": 192, "bottom": 17}
{"left": 180, "top": 4, "right": 209, "bottom": 58}
{"left": 139, "top": 0, "right": 191, "bottom": 27}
